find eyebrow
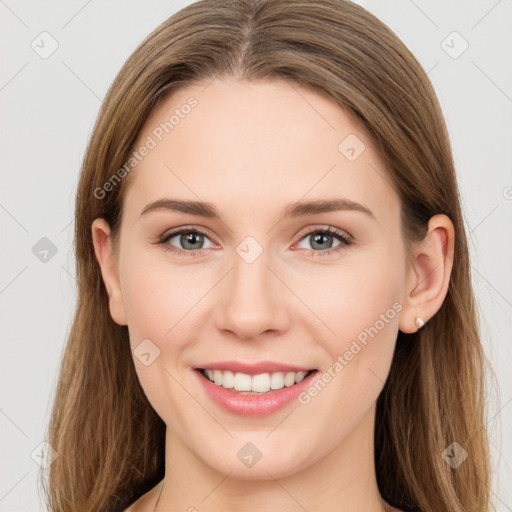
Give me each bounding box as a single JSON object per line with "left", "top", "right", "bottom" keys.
{"left": 139, "top": 198, "right": 375, "bottom": 221}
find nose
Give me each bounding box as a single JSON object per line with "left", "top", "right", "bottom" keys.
{"left": 214, "top": 250, "right": 290, "bottom": 340}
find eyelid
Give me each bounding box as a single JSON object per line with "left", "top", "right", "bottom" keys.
{"left": 293, "top": 224, "right": 353, "bottom": 243}
{"left": 158, "top": 225, "right": 219, "bottom": 244}
{"left": 155, "top": 224, "right": 353, "bottom": 257}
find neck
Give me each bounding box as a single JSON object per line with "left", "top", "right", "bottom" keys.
{"left": 156, "top": 406, "right": 385, "bottom": 512}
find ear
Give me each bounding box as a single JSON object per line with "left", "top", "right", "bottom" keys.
{"left": 91, "top": 218, "right": 128, "bottom": 326}
{"left": 399, "top": 214, "right": 455, "bottom": 334}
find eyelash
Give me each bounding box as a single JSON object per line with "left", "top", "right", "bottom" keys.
{"left": 154, "top": 226, "right": 353, "bottom": 258}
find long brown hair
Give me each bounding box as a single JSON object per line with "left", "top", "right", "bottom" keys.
{"left": 40, "top": 1, "right": 493, "bottom": 510}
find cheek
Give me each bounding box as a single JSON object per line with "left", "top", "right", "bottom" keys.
{"left": 333, "top": 268, "right": 402, "bottom": 345}
{"left": 118, "top": 250, "right": 200, "bottom": 426}
{"left": 297, "top": 243, "right": 405, "bottom": 392}
{"left": 121, "top": 273, "right": 172, "bottom": 345}
{"left": 294, "top": 262, "right": 403, "bottom": 439}
{"left": 300, "top": 246, "right": 404, "bottom": 337}
{"left": 118, "top": 247, "right": 196, "bottom": 345}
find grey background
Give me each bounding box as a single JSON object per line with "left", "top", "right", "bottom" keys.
{"left": 1, "top": 1, "right": 511, "bottom": 511}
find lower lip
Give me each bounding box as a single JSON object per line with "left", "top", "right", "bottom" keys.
{"left": 194, "top": 369, "right": 318, "bottom": 417}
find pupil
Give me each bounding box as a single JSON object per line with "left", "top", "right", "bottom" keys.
{"left": 182, "top": 232, "right": 203, "bottom": 249}
{"left": 312, "top": 233, "right": 332, "bottom": 250}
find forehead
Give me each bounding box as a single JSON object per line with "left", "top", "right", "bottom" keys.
{"left": 122, "top": 78, "right": 399, "bottom": 226}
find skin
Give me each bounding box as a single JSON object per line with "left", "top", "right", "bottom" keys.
{"left": 92, "top": 78, "right": 454, "bottom": 512}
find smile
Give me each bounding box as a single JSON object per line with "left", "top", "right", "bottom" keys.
{"left": 194, "top": 367, "right": 319, "bottom": 417}
{"left": 200, "top": 368, "right": 313, "bottom": 394}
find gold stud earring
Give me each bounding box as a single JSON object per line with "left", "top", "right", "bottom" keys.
{"left": 415, "top": 317, "right": 425, "bottom": 329}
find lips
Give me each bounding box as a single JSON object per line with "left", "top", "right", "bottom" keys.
{"left": 193, "top": 361, "right": 319, "bottom": 417}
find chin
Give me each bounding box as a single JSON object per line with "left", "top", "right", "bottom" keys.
{"left": 197, "top": 443, "right": 313, "bottom": 481}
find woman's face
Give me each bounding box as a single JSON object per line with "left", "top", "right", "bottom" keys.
{"left": 95, "top": 78, "right": 416, "bottom": 479}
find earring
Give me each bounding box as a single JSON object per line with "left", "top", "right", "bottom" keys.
{"left": 415, "top": 317, "right": 425, "bottom": 329}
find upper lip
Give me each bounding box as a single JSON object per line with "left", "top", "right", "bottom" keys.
{"left": 195, "top": 361, "right": 315, "bottom": 375}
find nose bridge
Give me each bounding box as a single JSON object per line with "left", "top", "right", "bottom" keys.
{"left": 216, "top": 239, "right": 288, "bottom": 338}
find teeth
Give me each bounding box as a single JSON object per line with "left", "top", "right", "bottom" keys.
{"left": 202, "top": 369, "right": 309, "bottom": 392}
{"left": 234, "top": 372, "right": 252, "bottom": 391}
{"left": 221, "top": 370, "right": 234, "bottom": 389}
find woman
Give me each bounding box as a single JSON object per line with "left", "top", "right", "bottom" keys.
{"left": 40, "top": 1, "right": 492, "bottom": 511}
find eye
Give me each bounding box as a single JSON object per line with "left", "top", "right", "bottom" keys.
{"left": 294, "top": 226, "right": 353, "bottom": 256}
{"left": 154, "top": 225, "right": 353, "bottom": 258}
{"left": 155, "top": 227, "right": 217, "bottom": 257}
